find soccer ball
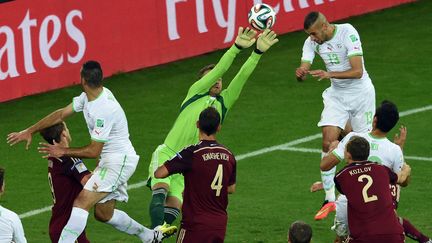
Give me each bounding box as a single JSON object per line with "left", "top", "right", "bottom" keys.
{"left": 248, "top": 3, "right": 276, "bottom": 31}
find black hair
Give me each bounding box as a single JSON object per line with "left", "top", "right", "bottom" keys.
{"left": 81, "top": 60, "right": 103, "bottom": 88}
{"left": 289, "top": 221, "right": 312, "bottom": 243}
{"left": 198, "top": 107, "right": 220, "bottom": 136}
{"left": 197, "top": 64, "right": 215, "bottom": 80}
{"left": 346, "top": 136, "right": 370, "bottom": 161}
{"left": 304, "top": 12, "right": 320, "bottom": 29}
{"left": 375, "top": 100, "right": 399, "bottom": 133}
{"left": 40, "top": 123, "right": 65, "bottom": 145}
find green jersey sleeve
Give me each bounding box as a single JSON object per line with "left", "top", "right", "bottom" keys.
{"left": 182, "top": 45, "right": 241, "bottom": 105}
{"left": 220, "top": 51, "right": 262, "bottom": 109}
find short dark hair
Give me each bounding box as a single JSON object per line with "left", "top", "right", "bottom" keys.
{"left": 81, "top": 60, "right": 103, "bottom": 88}
{"left": 197, "top": 64, "right": 215, "bottom": 80}
{"left": 346, "top": 136, "right": 370, "bottom": 161}
{"left": 304, "top": 12, "right": 319, "bottom": 29}
{"left": 40, "top": 123, "right": 65, "bottom": 145}
{"left": 0, "top": 167, "right": 4, "bottom": 189}
{"left": 289, "top": 221, "right": 312, "bottom": 243}
{"left": 375, "top": 100, "right": 399, "bottom": 133}
{"left": 198, "top": 107, "right": 220, "bottom": 136}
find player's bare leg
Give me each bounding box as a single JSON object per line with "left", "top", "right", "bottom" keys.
{"left": 150, "top": 182, "right": 170, "bottom": 228}
{"left": 95, "top": 199, "right": 159, "bottom": 242}
{"left": 339, "top": 122, "right": 352, "bottom": 141}
{"left": 312, "top": 122, "right": 351, "bottom": 193}
{"left": 314, "top": 125, "right": 340, "bottom": 220}
{"left": 94, "top": 199, "right": 115, "bottom": 222}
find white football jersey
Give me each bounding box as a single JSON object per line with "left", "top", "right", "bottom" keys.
{"left": 0, "top": 205, "right": 27, "bottom": 243}
{"left": 73, "top": 87, "right": 136, "bottom": 156}
{"left": 301, "top": 24, "right": 373, "bottom": 93}
{"left": 333, "top": 132, "right": 404, "bottom": 173}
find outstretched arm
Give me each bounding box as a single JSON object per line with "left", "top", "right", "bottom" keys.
{"left": 222, "top": 29, "right": 279, "bottom": 109}
{"left": 39, "top": 139, "right": 104, "bottom": 159}
{"left": 184, "top": 27, "right": 257, "bottom": 101}
{"left": 7, "top": 104, "right": 74, "bottom": 150}
{"left": 320, "top": 152, "right": 341, "bottom": 171}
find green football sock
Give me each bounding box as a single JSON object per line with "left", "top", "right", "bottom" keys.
{"left": 149, "top": 188, "right": 167, "bottom": 228}
{"left": 164, "top": 206, "right": 180, "bottom": 225}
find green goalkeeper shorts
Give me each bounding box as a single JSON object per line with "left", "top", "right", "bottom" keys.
{"left": 148, "top": 144, "right": 184, "bottom": 202}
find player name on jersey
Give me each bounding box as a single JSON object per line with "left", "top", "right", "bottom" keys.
{"left": 202, "top": 152, "right": 230, "bottom": 162}
{"left": 349, "top": 166, "right": 372, "bottom": 176}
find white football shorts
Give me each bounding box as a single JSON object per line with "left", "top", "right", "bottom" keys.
{"left": 84, "top": 153, "right": 139, "bottom": 203}
{"left": 318, "top": 86, "right": 375, "bottom": 132}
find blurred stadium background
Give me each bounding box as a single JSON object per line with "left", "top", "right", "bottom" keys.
{"left": 1, "top": 0, "right": 431, "bottom": 242}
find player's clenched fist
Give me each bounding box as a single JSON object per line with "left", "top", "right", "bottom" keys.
{"left": 235, "top": 27, "right": 257, "bottom": 49}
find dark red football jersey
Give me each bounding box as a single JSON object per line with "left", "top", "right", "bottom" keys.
{"left": 334, "top": 161, "right": 404, "bottom": 240}
{"left": 164, "top": 140, "right": 236, "bottom": 231}
{"left": 48, "top": 156, "right": 90, "bottom": 242}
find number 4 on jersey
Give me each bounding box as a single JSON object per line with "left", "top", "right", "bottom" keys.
{"left": 211, "top": 164, "right": 223, "bottom": 196}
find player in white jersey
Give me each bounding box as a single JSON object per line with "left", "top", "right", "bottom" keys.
{"left": 295, "top": 12, "right": 376, "bottom": 220}
{"left": 0, "top": 168, "right": 27, "bottom": 243}
{"left": 7, "top": 61, "right": 176, "bottom": 243}
{"left": 321, "top": 101, "right": 431, "bottom": 243}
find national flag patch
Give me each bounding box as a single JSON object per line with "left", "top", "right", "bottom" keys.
{"left": 350, "top": 35, "right": 358, "bottom": 42}
{"left": 96, "top": 118, "right": 104, "bottom": 128}
{"left": 75, "top": 162, "right": 88, "bottom": 173}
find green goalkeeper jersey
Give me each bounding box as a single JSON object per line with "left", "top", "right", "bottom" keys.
{"left": 164, "top": 45, "right": 262, "bottom": 152}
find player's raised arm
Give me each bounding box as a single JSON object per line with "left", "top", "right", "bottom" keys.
{"left": 185, "top": 27, "right": 257, "bottom": 98}
{"left": 394, "top": 125, "right": 407, "bottom": 150}
{"left": 222, "top": 29, "right": 278, "bottom": 109}
{"left": 7, "top": 104, "right": 74, "bottom": 150}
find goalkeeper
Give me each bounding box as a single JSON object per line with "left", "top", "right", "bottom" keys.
{"left": 147, "top": 27, "right": 279, "bottom": 228}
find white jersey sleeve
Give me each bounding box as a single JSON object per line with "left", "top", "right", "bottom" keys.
{"left": 301, "top": 37, "right": 316, "bottom": 64}
{"left": 392, "top": 146, "right": 404, "bottom": 173}
{"left": 72, "top": 92, "right": 87, "bottom": 113}
{"left": 91, "top": 113, "right": 115, "bottom": 143}
{"left": 332, "top": 132, "right": 357, "bottom": 161}
{"left": 11, "top": 214, "right": 27, "bottom": 243}
{"left": 343, "top": 24, "right": 363, "bottom": 57}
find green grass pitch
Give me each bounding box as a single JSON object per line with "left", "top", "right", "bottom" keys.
{"left": 1, "top": 1, "right": 431, "bottom": 242}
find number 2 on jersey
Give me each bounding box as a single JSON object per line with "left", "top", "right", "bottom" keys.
{"left": 358, "top": 174, "right": 378, "bottom": 203}
{"left": 211, "top": 164, "right": 223, "bottom": 196}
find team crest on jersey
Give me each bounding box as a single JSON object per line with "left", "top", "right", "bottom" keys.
{"left": 96, "top": 118, "right": 104, "bottom": 128}
{"left": 350, "top": 34, "right": 358, "bottom": 42}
